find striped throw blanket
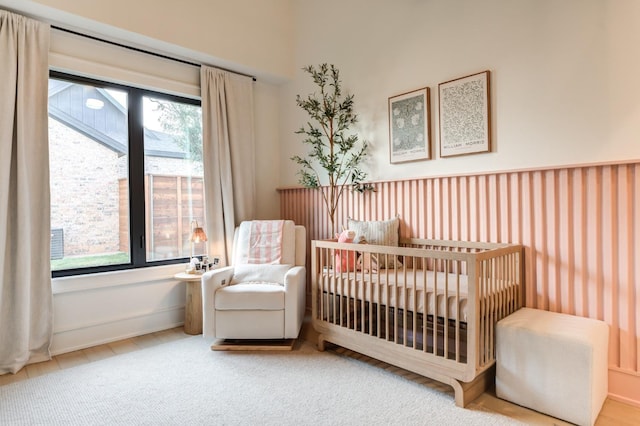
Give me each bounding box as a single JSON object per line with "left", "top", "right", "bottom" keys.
{"left": 247, "top": 220, "right": 284, "bottom": 264}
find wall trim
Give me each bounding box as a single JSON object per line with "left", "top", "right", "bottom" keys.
{"left": 277, "top": 158, "right": 640, "bottom": 191}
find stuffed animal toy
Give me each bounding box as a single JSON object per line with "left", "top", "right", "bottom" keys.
{"left": 355, "top": 238, "right": 379, "bottom": 273}
{"left": 335, "top": 229, "right": 356, "bottom": 272}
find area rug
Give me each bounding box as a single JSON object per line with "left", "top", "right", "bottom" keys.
{"left": 0, "top": 337, "right": 523, "bottom": 425}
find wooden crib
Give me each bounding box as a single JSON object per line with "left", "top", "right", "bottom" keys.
{"left": 311, "top": 238, "right": 523, "bottom": 407}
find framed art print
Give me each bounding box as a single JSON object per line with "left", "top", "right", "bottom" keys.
{"left": 438, "top": 70, "right": 491, "bottom": 157}
{"left": 388, "top": 87, "right": 431, "bottom": 164}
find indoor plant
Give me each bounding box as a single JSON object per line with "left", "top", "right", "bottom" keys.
{"left": 291, "top": 63, "right": 373, "bottom": 236}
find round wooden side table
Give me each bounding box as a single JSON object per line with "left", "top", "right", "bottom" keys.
{"left": 174, "top": 273, "right": 203, "bottom": 335}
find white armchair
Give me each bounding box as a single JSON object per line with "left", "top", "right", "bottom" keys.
{"left": 201, "top": 220, "right": 306, "bottom": 341}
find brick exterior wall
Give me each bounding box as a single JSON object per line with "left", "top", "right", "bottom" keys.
{"left": 50, "top": 118, "right": 203, "bottom": 258}
{"left": 49, "top": 118, "right": 121, "bottom": 256}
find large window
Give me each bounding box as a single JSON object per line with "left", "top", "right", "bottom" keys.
{"left": 49, "top": 72, "right": 205, "bottom": 276}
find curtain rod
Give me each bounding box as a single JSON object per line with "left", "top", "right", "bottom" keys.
{"left": 51, "top": 25, "right": 257, "bottom": 82}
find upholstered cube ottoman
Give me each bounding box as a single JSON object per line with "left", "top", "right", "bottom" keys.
{"left": 496, "top": 308, "right": 609, "bottom": 426}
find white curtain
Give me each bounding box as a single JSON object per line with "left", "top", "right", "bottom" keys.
{"left": 200, "top": 66, "right": 256, "bottom": 265}
{"left": 0, "top": 10, "right": 52, "bottom": 374}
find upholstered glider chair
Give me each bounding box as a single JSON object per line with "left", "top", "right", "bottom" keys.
{"left": 201, "top": 220, "right": 306, "bottom": 342}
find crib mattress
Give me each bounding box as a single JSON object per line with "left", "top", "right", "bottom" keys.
{"left": 319, "top": 269, "right": 471, "bottom": 322}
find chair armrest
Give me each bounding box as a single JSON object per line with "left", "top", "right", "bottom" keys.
{"left": 202, "top": 266, "right": 234, "bottom": 288}
{"left": 284, "top": 266, "right": 305, "bottom": 291}
{"left": 201, "top": 266, "right": 235, "bottom": 338}
{"left": 283, "top": 266, "right": 306, "bottom": 338}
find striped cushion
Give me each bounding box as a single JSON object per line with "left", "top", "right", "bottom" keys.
{"left": 347, "top": 217, "right": 401, "bottom": 269}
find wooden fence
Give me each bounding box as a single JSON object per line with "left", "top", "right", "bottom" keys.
{"left": 119, "top": 174, "right": 206, "bottom": 260}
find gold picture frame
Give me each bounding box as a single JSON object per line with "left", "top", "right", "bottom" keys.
{"left": 438, "top": 71, "right": 491, "bottom": 158}
{"left": 388, "top": 87, "right": 431, "bottom": 164}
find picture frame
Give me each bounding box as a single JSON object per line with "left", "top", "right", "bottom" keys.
{"left": 438, "top": 70, "right": 491, "bottom": 158}
{"left": 388, "top": 87, "right": 431, "bottom": 164}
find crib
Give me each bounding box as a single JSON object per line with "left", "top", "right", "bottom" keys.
{"left": 311, "top": 238, "right": 523, "bottom": 407}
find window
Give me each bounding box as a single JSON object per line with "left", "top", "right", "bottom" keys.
{"left": 49, "top": 71, "right": 205, "bottom": 276}
{"left": 143, "top": 96, "right": 205, "bottom": 261}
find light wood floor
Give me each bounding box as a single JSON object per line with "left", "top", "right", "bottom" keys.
{"left": 1, "top": 326, "right": 639, "bottom": 425}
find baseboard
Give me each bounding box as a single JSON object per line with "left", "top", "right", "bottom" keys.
{"left": 608, "top": 368, "right": 640, "bottom": 408}
{"left": 50, "top": 307, "right": 184, "bottom": 356}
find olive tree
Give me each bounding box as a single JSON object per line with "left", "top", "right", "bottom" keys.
{"left": 291, "top": 64, "right": 373, "bottom": 235}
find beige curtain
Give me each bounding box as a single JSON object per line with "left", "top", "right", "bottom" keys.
{"left": 0, "top": 11, "right": 52, "bottom": 374}
{"left": 200, "top": 67, "right": 256, "bottom": 265}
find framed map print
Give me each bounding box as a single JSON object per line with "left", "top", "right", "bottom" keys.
{"left": 388, "top": 87, "right": 431, "bottom": 164}
{"left": 438, "top": 71, "right": 491, "bottom": 157}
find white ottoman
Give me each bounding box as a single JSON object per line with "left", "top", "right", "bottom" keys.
{"left": 496, "top": 308, "right": 609, "bottom": 426}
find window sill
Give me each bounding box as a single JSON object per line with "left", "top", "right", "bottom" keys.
{"left": 52, "top": 263, "right": 186, "bottom": 295}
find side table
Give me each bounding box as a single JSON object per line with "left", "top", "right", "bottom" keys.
{"left": 174, "top": 272, "right": 203, "bottom": 335}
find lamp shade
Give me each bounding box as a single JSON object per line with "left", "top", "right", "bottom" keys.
{"left": 191, "top": 226, "right": 207, "bottom": 243}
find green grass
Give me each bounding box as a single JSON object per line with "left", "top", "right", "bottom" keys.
{"left": 51, "top": 252, "right": 130, "bottom": 271}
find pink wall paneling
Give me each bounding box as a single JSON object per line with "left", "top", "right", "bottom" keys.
{"left": 279, "top": 161, "right": 640, "bottom": 406}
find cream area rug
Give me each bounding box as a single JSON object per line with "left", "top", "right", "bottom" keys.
{"left": 0, "top": 337, "right": 523, "bottom": 425}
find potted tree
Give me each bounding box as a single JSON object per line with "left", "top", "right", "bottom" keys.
{"left": 291, "top": 63, "right": 373, "bottom": 236}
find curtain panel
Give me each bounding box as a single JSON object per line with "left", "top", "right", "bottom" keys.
{"left": 200, "top": 67, "right": 256, "bottom": 265}
{"left": 0, "top": 10, "right": 52, "bottom": 374}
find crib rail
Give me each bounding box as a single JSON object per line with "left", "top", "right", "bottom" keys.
{"left": 311, "top": 238, "right": 523, "bottom": 382}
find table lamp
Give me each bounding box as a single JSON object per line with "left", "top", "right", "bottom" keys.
{"left": 190, "top": 220, "right": 207, "bottom": 258}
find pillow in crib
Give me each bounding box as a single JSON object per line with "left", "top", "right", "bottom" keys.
{"left": 347, "top": 217, "right": 402, "bottom": 269}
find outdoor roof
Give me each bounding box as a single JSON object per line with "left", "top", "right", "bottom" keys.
{"left": 48, "top": 80, "right": 186, "bottom": 159}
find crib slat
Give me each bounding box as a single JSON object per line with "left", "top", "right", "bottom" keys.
{"left": 489, "top": 257, "right": 495, "bottom": 363}
{"left": 385, "top": 263, "right": 390, "bottom": 342}
{"left": 422, "top": 259, "right": 428, "bottom": 354}
{"left": 376, "top": 260, "right": 382, "bottom": 337}
{"left": 331, "top": 250, "right": 342, "bottom": 325}
{"left": 455, "top": 260, "right": 461, "bottom": 363}
{"left": 320, "top": 247, "right": 325, "bottom": 322}
{"left": 400, "top": 259, "right": 406, "bottom": 347}
{"left": 443, "top": 259, "right": 449, "bottom": 359}
{"left": 367, "top": 265, "right": 372, "bottom": 335}
{"left": 433, "top": 261, "right": 439, "bottom": 357}
{"left": 412, "top": 257, "right": 418, "bottom": 350}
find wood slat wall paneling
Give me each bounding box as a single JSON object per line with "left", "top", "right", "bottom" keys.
{"left": 279, "top": 161, "right": 640, "bottom": 405}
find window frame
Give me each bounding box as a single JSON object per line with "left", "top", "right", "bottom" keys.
{"left": 50, "top": 70, "right": 203, "bottom": 278}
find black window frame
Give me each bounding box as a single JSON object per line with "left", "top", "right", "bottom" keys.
{"left": 50, "top": 70, "right": 202, "bottom": 278}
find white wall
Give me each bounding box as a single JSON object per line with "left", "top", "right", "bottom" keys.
{"left": 254, "top": 81, "right": 283, "bottom": 219}
{"left": 280, "top": 0, "right": 640, "bottom": 187}
{"left": 51, "top": 265, "right": 186, "bottom": 355}
{"left": 0, "top": 0, "right": 294, "bottom": 83}
{"left": 0, "top": 0, "right": 287, "bottom": 353}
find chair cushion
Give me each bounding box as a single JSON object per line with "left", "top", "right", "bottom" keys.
{"left": 215, "top": 283, "right": 285, "bottom": 310}
{"left": 230, "top": 264, "right": 292, "bottom": 285}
